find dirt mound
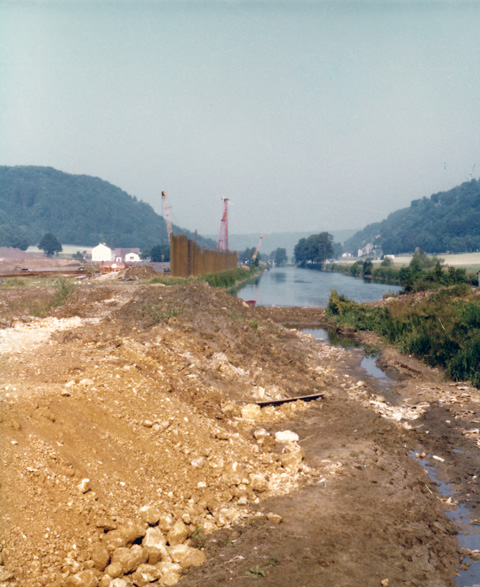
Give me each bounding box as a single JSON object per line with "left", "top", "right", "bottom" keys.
{"left": 123, "top": 266, "right": 157, "bottom": 280}
{"left": 0, "top": 281, "right": 470, "bottom": 586}
{"left": 0, "top": 282, "right": 323, "bottom": 586}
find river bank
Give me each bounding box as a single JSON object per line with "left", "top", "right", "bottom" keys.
{"left": 0, "top": 280, "right": 477, "bottom": 586}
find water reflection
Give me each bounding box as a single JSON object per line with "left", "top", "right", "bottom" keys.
{"left": 303, "top": 327, "right": 359, "bottom": 349}
{"left": 238, "top": 266, "right": 401, "bottom": 307}
{"left": 271, "top": 271, "right": 287, "bottom": 283}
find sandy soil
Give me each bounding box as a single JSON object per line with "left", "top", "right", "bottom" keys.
{"left": 1, "top": 278, "right": 479, "bottom": 587}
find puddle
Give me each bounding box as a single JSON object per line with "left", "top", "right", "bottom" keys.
{"left": 361, "top": 355, "right": 390, "bottom": 383}
{"left": 411, "top": 452, "right": 480, "bottom": 586}
{"left": 302, "top": 327, "right": 359, "bottom": 349}
{"left": 360, "top": 354, "right": 402, "bottom": 405}
{"left": 303, "top": 329, "right": 401, "bottom": 404}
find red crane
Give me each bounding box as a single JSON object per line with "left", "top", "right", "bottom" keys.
{"left": 217, "top": 198, "right": 230, "bottom": 251}
{"left": 162, "top": 191, "right": 173, "bottom": 242}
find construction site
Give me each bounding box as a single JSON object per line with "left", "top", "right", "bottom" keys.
{"left": 0, "top": 196, "right": 479, "bottom": 587}
{"left": 2, "top": 261, "right": 480, "bottom": 587}
{"left": 164, "top": 194, "right": 239, "bottom": 278}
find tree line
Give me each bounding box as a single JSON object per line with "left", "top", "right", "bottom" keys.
{"left": 345, "top": 178, "right": 480, "bottom": 255}
{"left": 0, "top": 166, "right": 215, "bottom": 251}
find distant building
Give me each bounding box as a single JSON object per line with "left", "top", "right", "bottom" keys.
{"left": 92, "top": 243, "right": 113, "bottom": 262}
{"left": 115, "top": 248, "right": 141, "bottom": 263}
{"left": 358, "top": 243, "right": 374, "bottom": 257}
{"left": 99, "top": 261, "right": 126, "bottom": 274}
{"left": 357, "top": 243, "right": 383, "bottom": 259}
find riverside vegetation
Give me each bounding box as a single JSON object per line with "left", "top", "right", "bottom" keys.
{"left": 327, "top": 282, "right": 480, "bottom": 388}
{"left": 325, "top": 248, "right": 477, "bottom": 290}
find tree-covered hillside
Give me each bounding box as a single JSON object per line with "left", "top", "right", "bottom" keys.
{"left": 0, "top": 166, "right": 215, "bottom": 250}
{"left": 345, "top": 179, "right": 480, "bottom": 255}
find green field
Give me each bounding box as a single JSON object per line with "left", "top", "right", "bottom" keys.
{"left": 389, "top": 252, "right": 480, "bottom": 271}
{"left": 27, "top": 244, "right": 94, "bottom": 258}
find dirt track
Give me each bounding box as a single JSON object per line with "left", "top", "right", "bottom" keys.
{"left": 1, "top": 279, "right": 479, "bottom": 586}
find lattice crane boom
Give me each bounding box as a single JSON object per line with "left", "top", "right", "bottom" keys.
{"left": 252, "top": 234, "right": 264, "bottom": 261}
{"left": 162, "top": 191, "right": 173, "bottom": 242}
{"left": 217, "top": 198, "right": 230, "bottom": 251}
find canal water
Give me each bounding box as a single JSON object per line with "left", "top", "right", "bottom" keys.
{"left": 237, "top": 266, "right": 401, "bottom": 307}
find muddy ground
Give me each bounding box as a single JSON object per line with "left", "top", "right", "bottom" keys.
{"left": 1, "top": 277, "right": 479, "bottom": 587}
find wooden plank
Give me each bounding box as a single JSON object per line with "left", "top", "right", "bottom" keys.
{"left": 256, "top": 392, "right": 324, "bottom": 407}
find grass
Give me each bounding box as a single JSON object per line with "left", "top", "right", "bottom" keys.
{"left": 0, "top": 277, "right": 77, "bottom": 323}
{"left": 327, "top": 286, "right": 480, "bottom": 388}
{"left": 190, "top": 527, "right": 207, "bottom": 549}
{"left": 53, "top": 277, "right": 76, "bottom": 307}
{"left": 245, "top": 558, "right": 278, "bottom": 579}
{"left": 147, "top": 265, "right": 263, "bottom": 291}
{"left": 140, "top": 303, "right": 183, "bottom": 323}
{"left": 246, "top": 565, "right": 267, "bottom": 578}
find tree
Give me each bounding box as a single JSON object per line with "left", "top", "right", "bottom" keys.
{"left": 238, "top": 247, "right": 256, "bottom": 264}
{"left": 294, "top": 233, "right": 334, "bottom": 266}
{"left": 0, "top": 224, "right": 30, "bottom": 250}
{"left": 148, "top": 244, "right": 170, "bottom": 262}
{"left": 38, "top": 232, "right": 62, "bottom": 257}
{"left": 271, "top": 247, "right": 288, "bottom": 267}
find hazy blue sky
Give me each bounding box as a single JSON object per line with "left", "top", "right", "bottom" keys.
{"left": 1, "top": 1, "right": 479, "bottom": 236}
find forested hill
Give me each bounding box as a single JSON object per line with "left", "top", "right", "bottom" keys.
{"left": 0, "top": 166, "right": 214, "bottom": 250}
{"left": 345, "top": 178, "right": 480, "bottom": 255}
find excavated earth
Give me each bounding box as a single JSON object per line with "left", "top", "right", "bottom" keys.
{"left": 0, "top": 278, "right": 479, "bottom": 587}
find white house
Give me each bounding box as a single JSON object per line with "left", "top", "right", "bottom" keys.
{"left": 114, "top": 248, "right": 141, "bottom": 263}
{"left": 92, "top": 243, "right": 113, "bottom": 262}
{"left": 124, "top": 252, "right": 141, "bottom": 263}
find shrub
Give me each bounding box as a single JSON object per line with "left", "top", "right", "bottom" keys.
{"left": 327, "top": 287, "right": 480, "bottom": 388}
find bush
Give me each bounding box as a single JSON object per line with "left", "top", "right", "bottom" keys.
{"left": 327, "top": 286, "right": 480, "bottom": 388}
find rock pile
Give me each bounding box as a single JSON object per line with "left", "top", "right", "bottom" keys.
{"left": 0, "top": 282, "right": 331, "bottom": 587}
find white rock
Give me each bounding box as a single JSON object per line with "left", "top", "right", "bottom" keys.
{"left": 111, "top": 545, "right": 147, "bottom": 573}
{"left": 241, "top": 404, "right": 262, "bottom": 420}
{"left": 130, "top": 563, "right": 161, "bottom": 584}
{"left": 168, "top": 544, "right": 207, "bottom": 568}
{"left": 253, "top": 428, "right": 268, "bottom": 441}
{"left": 266, "top": 512, "right": 283, "bottom": 524}
{"left": 66, "top": 570, "right": 97, "bottom": 587}
{"left": 143, "top": 526, "right": 167, "bottom": 549}
{"left": 167, "top": 521, "right": 190, "bottom": 546}
{"left": 143, "top": 527, "right": 170, "bottom": 564}
{"left": 250, "top": 473, "right": 268, "bottom": 493}
{"left": 78, "top": 478, "right": 91, "bottom": 493}
{"left": 158, "top": 513, "right": 175, "bottom": 533}
{"left": 156, "top": 562, "right": 182, "bottom": 586}
{"left": 275, "top": 430, "right": 299, "bottom": 444}
{"left": 138, "top": 505, "right": 161, "bottom": 526}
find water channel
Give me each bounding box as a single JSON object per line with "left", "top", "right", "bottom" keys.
{"left": 238, "top": 266, "right": 480, "bottom": 586}
{"left": 237, "top": 265, "right": 401, "bottom": 306}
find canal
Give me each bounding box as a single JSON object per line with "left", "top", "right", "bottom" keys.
{"left": 237, "top": 265, "right": 401, "bottom": 307}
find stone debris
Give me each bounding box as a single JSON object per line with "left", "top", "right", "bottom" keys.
{"left": 6, "top": 281, "right": 475, "bottom": 586}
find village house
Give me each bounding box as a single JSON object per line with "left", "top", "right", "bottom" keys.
{"left": 114, "top": 248, "right": 141, "bottom": 263}
{"left": 91, "top": 243, "right": 113, "bottom": 262}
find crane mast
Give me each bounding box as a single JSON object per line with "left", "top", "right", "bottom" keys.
{"left": 252, "top": 234, "right": 264, "bottom": 261}
{"left": 162, "top": 191, "right": 173, "bottom": 242}
{"left": 217, "top": 198, "right": 230, "bottom": 251}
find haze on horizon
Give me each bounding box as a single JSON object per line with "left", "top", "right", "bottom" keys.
{"left": 1, "top": 0, "right": 479, "bottom": 237}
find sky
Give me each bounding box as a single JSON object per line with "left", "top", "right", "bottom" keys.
{"left": 1, "top": 0, "right": 479, "bottom": 237}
